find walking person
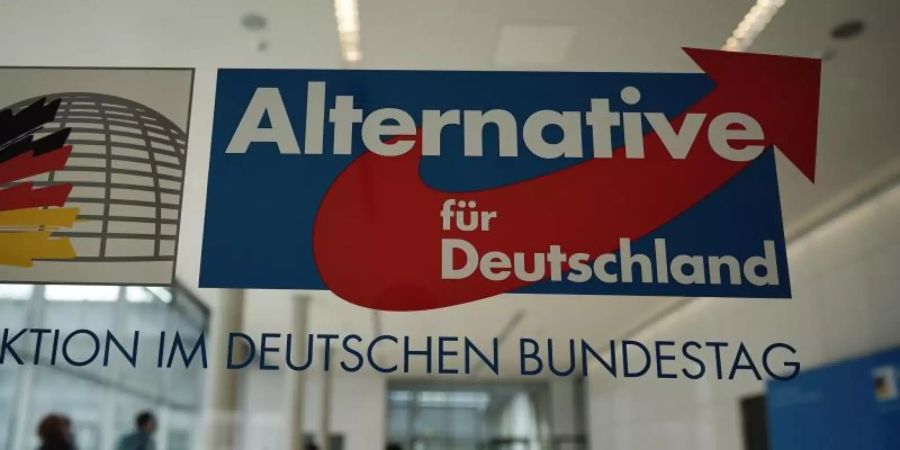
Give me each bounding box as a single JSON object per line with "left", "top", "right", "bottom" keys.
{"left": 36, "top": 414, "right": 76, "bottom": 450}
{"left": 116, "top": 411, "right": 158, "bottom": 450}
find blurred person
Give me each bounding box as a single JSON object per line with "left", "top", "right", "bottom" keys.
{"left": 37, "top": 414, "right": 75, "bottom": 450}
{"left": 116, "top": 411, "right": 157, "bottom": 450}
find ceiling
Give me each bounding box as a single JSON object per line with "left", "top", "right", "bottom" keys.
{"left": 1, "top": 0, "right": 897, "bottom": 375}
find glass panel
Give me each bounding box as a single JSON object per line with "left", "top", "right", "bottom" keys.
{"left": 389, "top": 383, "right": 563, "bottom": 449}
{"left": 25, "top": 368, "right": 104, "bottom": 450}
{"left": 0, "top": 284, "right": 33, "bottom": 300}
{"left": 44, "top": 285, "right": 120, "bottom": 302}
{"left": 1, "top": 282, "right": 207, "bottom": 450}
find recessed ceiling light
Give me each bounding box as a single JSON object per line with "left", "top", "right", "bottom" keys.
{"left": 831, "top": 20, "right": 865, "bottom": 40}
{"left": 241, "top": 12, "right": 268, "bottom": 32}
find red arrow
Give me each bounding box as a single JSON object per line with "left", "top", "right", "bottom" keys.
{"left": 683, "top": 48, "right": 820, "bottom": 181}
{"left": 312, "top": 48, "right": 821, "bottom": 311}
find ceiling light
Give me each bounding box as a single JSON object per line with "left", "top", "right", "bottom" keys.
{"left": 831, "top": 19, "right": 865, "bottom": 40}
{"left": 722, "top": 0, "right": 786, "bottom": 52}
{"left": 241, "top": 12, "right": 268, "bottom": 31}
{"left": 334, "top": 0, "right": 361, "bottom": 64}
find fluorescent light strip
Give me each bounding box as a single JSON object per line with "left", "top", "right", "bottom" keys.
{"left": 334, "top": 0, "right": 362, "bottom": 63}
{"left": 723, "top": 0, "right": 786, "bottom": 52}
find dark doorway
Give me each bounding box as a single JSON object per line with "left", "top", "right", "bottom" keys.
{"left": 740, "top": 394, "right": 769, "bottom": 450}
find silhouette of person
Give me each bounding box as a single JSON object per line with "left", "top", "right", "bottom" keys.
{"left": 36, "top": 414, "right": 75, "bottom": 450}
{"left": 116, "top": 411, "right": 157, "bottom": 450}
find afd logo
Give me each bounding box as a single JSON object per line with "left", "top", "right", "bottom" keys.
{"left": 201, "top": 48, "right": 821, "bottom": 311}
{"left": 227, "top": 82, "right": 775, "bottom": 166}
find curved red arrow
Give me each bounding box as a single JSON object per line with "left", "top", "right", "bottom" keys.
{"left": 312, "top": 48, "right": 820, "bottom": 311}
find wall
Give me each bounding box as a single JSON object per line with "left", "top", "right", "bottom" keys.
{"left": 497, "top": 393, "right": 541, "bottom": 449}
{"left": 587, "top": 181, "right": 900, "bottom": 450}
{"left": 308, "top": 370, "right": 387, "bottom": 450}
{"left": 239, "top": 367, "right": 386, "bottom": 450}
{"left": 549, "top": 379, "right": 579, "bottom": 438}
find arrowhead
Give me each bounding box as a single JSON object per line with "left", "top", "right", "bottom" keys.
{"left": 683, "top": 47, "right": 821, "bottom": 182}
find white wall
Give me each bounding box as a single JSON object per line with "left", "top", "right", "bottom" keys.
{"left": 549, "top": 379, "right": 579, "bottom": 438}
{"left": 239, "top": 366, "right": 386, "bottom": 450}
{"left": 587, "top": 181, "right": 900, "bottom": 450}
{"left": 235, "top": 289, "right": 387, "bottom": 450}
{"left": 303, "top": 370, "right": 387, "bottom": 450}
{"left": 491, "top": 392, "right": 542, "bottom": 450}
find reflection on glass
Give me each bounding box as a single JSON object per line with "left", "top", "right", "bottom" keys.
{"left": 0, "top": 284, "right": 33, "bottom": 300}
{"left": 45, "top": 285, "right": 120, "bottom": 302}
{"left": 0, "top": 283, "right": 208, "bottom": 450}
{"left": 387, "top": 382, "right": 569, "bottom": 450}
{"left": 125, "top": 286, "right": 153, "bottom": 303}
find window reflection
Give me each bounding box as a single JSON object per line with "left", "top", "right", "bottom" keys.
{"left": 45, "top": 285, "right": 119, "bottom": 302}
{"left": 125, "top": 286, "right": 153, "bottom": 303}
{"left": 0, "top": 282, "right": 208, "bottom": 450}
{"left": 387, "top": 382, "right": 580, "bottom": 450}
{"left": 0, "top": 284, "right": 32, "bottom": 300}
